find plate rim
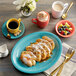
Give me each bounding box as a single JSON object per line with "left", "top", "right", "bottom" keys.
{"left": 11, "top": 31, "right": 62, "bottom": 73}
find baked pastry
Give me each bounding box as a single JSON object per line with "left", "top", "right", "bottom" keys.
{"left": 20, "top": 36, "right": 55, "bottom": 67}
{"left": 20, "top": 51, "right": 36, "bottom": 67}
{"left": 42, "top": 36, "right": 55, "bottom": 50}
{"left": 36, "top": 39, "right": 52, "bottom": 56}
{"left": 26, "top": 42, "right": 42, "bottom": 62}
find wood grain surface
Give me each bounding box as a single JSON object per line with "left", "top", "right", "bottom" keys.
{"left": 0, "top": 0, "right": 76, "bottom": 76}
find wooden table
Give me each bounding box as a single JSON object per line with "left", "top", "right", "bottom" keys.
{"left": 0, "top": 0, "right": 76, "bottom": 76}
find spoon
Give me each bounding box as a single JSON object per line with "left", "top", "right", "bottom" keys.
{"left": 62, "top": 2, "right": 73, "bottom": 19}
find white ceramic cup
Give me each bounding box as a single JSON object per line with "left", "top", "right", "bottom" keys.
{"left": 52, "top": 1, "right": 68, "bottom": 18}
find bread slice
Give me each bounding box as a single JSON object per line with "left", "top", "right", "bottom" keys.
{"left": 26, "top": 43, "right": 42, "bottom": 62}
{"left": 20, "top": 51, "right": 36, "bottom": 67}
{"left": 42, "top": 36, "right": 55, "bottom": 52}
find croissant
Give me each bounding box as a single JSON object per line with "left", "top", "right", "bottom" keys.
{"left": 20, "top": 36, "right": 55, "bottom": 67}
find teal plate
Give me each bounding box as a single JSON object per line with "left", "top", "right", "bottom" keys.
{"left": 2, "top": 21, "right": 25, "bottom": 39}
{"left": 11, "top": 31, "right": 62, "bottom": 73}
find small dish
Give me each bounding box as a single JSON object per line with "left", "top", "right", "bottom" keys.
{"left": 2, "top": 21, "right": 25, "bottom": 39}
{"left": 55, "top": 20, "right": 75, "bottom": 37}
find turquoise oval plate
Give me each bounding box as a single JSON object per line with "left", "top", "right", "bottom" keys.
{"left": 11, "top": 31, "right": 62, "bottom": 73}
{"left": 2, "top": 21, "right": 25, "bottom": 39}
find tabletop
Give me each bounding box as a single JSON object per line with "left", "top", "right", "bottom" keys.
{"left": 0, "top": 0, "right": 76, "bottom": 76}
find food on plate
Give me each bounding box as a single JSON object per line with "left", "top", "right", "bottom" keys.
{"left": 20, "top": 36, "right": 55, "bottom": 67}
{"left": 14, "top": 30, "right": 21, "bottom": 36}
{"left": 58, "top": 22, "right": 73, "bottom": 35}
{"left": 20, "top": 51, "right": 36, "bottom": 67}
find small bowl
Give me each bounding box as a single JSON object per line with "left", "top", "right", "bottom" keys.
{"left": 55, "top": 20, "right": 75, "bottom": 38}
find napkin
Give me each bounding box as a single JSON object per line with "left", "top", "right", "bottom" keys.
{"left": 44, "top": 42, "right": 76, "bottom": 76}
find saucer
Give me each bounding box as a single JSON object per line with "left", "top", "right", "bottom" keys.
{"left": 2, "top": 21, "right": 25, "bottom": 39}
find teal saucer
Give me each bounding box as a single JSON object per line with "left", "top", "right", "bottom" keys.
{"left": 2, "top": 21, "right": 25, "bottom": 39}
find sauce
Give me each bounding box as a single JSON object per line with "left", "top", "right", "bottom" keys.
{"left": 40, "top": 56, "right": 51, "bottom": 63}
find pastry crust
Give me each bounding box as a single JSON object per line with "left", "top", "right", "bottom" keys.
{"left": 26, "top": 44, "right": 42, "bottom": 62}
{"left": 42, "top": 36, "right": 55, "bottom": 51}
{"left": 20, "top": 51, "right": 36, "bottom": 67}
{"left": 36, "top": 39, "right": 52, "bottom": 54}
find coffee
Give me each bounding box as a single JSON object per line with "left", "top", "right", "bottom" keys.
{"left": 8, "top": 21, "right": 18, "bottom": 29}
{"left": 37, "top": 11, "right": 48, "bottom": 22}
{"left": 54, "top": 4, "right": 63, "bottom": 12}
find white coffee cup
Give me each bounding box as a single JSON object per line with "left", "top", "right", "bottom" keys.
{"left": 52, "top": 1, "right": 68, "bottom": 18}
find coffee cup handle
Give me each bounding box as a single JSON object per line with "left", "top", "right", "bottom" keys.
{"left": 64, "top": 3, "right": 68, "bottom": 10}
{"left": 18, "top": 18, "right": 21, "bottom": 23}
{"left": 32, "top": 18, "right": 37, "bottom": 24}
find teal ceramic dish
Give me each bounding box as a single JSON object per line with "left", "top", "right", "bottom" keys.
{"left": 11, "top": 31, "right": 62, "bottom": 73}
{"left": 2, "top": 21, "right": 25, "bottom": 39}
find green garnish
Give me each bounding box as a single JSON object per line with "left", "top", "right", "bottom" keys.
{"left": 35, "top": 0, "right": 39, "bottom": 2}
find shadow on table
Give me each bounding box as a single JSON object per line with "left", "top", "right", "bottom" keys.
{"left": 13, "top": 66, "right": 45, "bottom": 76}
